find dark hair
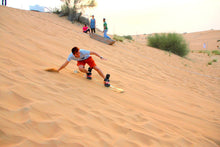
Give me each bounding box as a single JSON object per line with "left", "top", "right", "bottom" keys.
{"left": 72, "top": 47, "right": 79, "bottom": 54}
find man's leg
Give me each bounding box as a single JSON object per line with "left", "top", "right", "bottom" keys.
{"left": 93, "top": 66, "right": 105, "bottom": 79}
{"left": 91, "top": 66, "right": 110, "bottom": 87}
{"left": 104, "top": 29, "right": 110, "bottom": 39}
{"left": 78, "top": 65, "right": 92, "bottom": 79}
{"left": 78, "top": 65, "right": 88, "bottom": 73}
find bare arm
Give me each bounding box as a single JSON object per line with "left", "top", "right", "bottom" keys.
{"left": 57, "top": 60, "right": 70, "bottom": 72}
{"left": 90, "top": 51, "right": 107, "bottom": 60}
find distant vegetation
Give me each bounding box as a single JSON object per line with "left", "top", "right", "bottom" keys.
{"left": 113, "top": 35, "right": 124, "bottom": 42}
{"left": 52, "top": 8, "right": 60, "bottom": 14}
{"left": 208, "top": 59, "right": 218, "bottom": 65}
{"left": 123, "top": 35, "right": 133, "bottom": 40}
{"left": 190, "top": 50, "right": 219, "bottom": 65}
{"left": 53, "top": 0, "right": 97, "bottom": 25}
{"left": 147, "top": 33, "right": 189, "bottom": 57}
{"left": 211, "top": 50, "right": 220, "bottom": 55}
{"left": 191, "top": 50, "right": 220, "bottom": 56}
{"left": 113, "top": 35, "right": 133, "bottom": 42}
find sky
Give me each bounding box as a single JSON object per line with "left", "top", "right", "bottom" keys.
{"left": 6, "top": 0, "right": 220, "bottom": 35}
{"left": 6, "top": 0, "right": 62, "bottom": 11}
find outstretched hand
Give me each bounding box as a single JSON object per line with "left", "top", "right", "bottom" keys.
{"left": 45, "top": 68, "right": 59, "bottom": 72}
{"left": 100, "top": 57, "right": 107, "bottom": 60}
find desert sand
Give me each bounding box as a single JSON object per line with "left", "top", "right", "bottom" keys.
{"left": 0, "top": 6, "right": 220, "bottom": 147}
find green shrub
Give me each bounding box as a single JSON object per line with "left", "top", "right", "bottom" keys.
{"left": 123, "top": 35, "right": 133, "bottom": 40}
{"left": 113, "top": 35, "right": 133, "bottom": 42}
{"left": 213, "top": 59, "right": 217, "bottom": 62}
{"left": 198, "top": 50, "right": 210, "bottom": 54}
{"left": 113, "top": 35, "right": 124, "bottom": 42}
{"left": 198, "top": 50, "right": 211, "bottom": 56}
{"left": 52, "top": 8, "right": 61, "bottom": 14}
{"left": 147, "top": 33, "right": 189, "bottom": 57}
{"left": 208, "top": 59, "right": 217, "bottom": 65}
{"left": 196, "top": 50, "right": 220, "bottom": 56}
{"left": 208, "top": 61, "right": 212, "bottom": 65}
{"left": 212, "top": 50, "right": 220, "bottom": 55}
{"left": 61, "top": 2, "right": 69, "bottom": 16}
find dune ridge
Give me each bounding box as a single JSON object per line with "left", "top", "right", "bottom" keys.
{"left": 0, "top": 6, "right": 220, "bottom": 147}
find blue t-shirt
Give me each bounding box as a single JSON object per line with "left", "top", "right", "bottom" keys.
{"left": 67, "top": 49, "right": 90, "bottom": 61}
{"left": 90, "top": 19, "right": 95, "bottom": 28}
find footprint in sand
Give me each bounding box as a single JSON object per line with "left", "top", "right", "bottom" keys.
{"left": 23, "top": 120, "right": 62, "bottom": 139}
{"left": 0, "top": 106, "right": 30, "bottom": 123}
{"left": 0, "top": 130, "right": 25, "bottom": 147}
{"left": 0, "top": 89, "right": 32, "bottom": 110}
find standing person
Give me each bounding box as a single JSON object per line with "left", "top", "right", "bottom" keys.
{"left": 57, "top": 47, "right": 110, "bottom": 87}
{"left": 2, "top": 0, "right": 6, "bottom": 6}
{"left": 203, "top": 43, "right": 206, "bottom": 49}
{"left": 103, "top": 18, "right": 111, "bottom": 39}
{"left": 90, "top": 15, "right": 96, "bottom": 34}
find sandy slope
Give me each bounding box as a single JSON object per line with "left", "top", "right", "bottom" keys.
{"left": 0, "top": 6, "right": 220, "bottom": 147}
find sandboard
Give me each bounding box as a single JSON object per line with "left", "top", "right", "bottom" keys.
{"left": 89, "top": 33, "right": 116, "bottom": 45}
{"left": 45, "top": 68, "right": 124, "bottom": 93}
{"left": 73, "top": 70, "right": 124, "bottom": 93}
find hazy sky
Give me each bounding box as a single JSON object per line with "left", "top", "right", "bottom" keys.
{"left": 91, "top": 0, "right": 220, "bottom": 35}
{"left": 6, "top": 0, "right": 62, "bottom": 10}
{"left": 6, "top": 0, "right": 220, "bottom": 35}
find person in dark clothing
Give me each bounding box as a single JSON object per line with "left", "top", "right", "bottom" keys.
{"left": 2, "top": 0, "right": 7, "bottom": 6}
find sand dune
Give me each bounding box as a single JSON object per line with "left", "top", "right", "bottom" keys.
{"left": 0, "top": 6, "right": 220, "bottom": 147}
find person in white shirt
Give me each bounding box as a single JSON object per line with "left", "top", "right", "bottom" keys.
{"left": 57, "top": 47, "right": 110, "bottom": 87}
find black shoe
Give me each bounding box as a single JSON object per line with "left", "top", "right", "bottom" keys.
{"left": 88, "top": 67, "right": 93, "bottom": 73}
{"left": 104, "top": 74, "right": 110, "bottom": 87}
{"left": 87, "top": 73, "right": 92, "bottom": 80}
{"left": 87, "top": 67, "right": 92, "bottom": 80}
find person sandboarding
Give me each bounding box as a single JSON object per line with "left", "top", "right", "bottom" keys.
{"left": 56, "top": 47, "right": 110, "bottom": 87}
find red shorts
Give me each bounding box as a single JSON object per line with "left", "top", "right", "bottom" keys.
{"left": 77, "top": 56, "right": 96, "bottom": 68}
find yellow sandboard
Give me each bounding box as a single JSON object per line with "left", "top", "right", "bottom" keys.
{"left": 73, "top": 70, "right": 124, "bottom": 93}
{"left": 45, "top": 68, "right": 124, "bottom": 93}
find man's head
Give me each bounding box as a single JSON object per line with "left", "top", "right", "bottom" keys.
{"left": 103, "top": 18, "right": 105, "bottom": 22}
{"left": 72, "top": 47, "right": 80, "bottom": 57}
